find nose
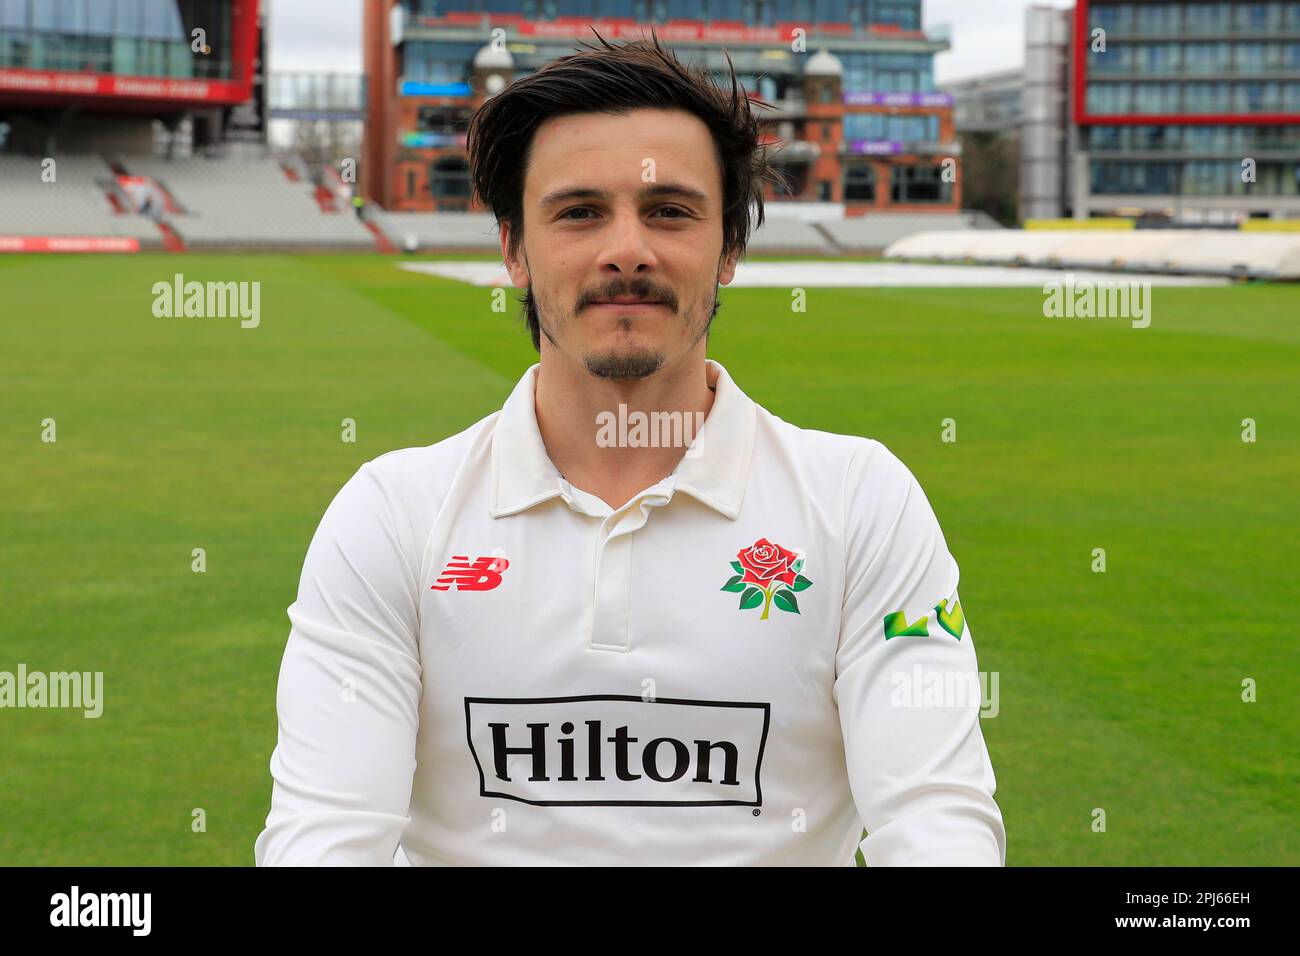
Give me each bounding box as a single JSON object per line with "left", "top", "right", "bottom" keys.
{"left": 599, "top": 206, "right": 657, "bottom": 277}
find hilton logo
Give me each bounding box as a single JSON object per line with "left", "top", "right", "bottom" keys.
{"left": 464, "top": 695, "right": 770, "bottom": 807}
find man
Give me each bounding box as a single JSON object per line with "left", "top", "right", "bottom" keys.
{"left": 254, "top": 32, "right": 1005, "bottom": 866}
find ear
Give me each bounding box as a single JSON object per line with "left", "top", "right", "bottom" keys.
{"left": 718, "top": 247, "right": 740, "bottom": 286}
{"left": 500, "top": 221, "right": 530, "bottom": 289}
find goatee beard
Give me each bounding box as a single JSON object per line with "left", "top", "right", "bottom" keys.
{"left": 583, "top": 350, "right": 666, "bottom": 380}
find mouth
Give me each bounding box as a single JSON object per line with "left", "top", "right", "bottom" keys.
{"left": 588, "top": 299, "right": 666, "bottom": 311}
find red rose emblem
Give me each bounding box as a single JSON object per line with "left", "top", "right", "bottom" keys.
{"left": 721, "top": 537, "right": 812, "bottom": 622}
{"left": 736, "top": 538, "right": 799, "bottom": 589}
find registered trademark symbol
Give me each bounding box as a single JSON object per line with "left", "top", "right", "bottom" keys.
{"left": 752, "top": 809, "right": 761, "bottom": 817}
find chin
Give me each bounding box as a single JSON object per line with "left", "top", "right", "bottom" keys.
{"left": 582, "top": 346, "right": 667, "bottom": 381}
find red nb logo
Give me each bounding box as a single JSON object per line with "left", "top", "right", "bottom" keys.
{"left": 431, "top": 555, "right": 509, "bottom": 591}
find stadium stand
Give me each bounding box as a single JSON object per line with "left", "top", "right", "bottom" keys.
{"left": 883, "top": 229, "right": 1300, "bottom": 279}
{"left": 745, "top": 218, "right": 840, "bottom": 254}
{"left": 123, "top": 156, "right": 377, "bottom": 250}
{"left": 823, "top": 211, "right": 1000, "bottom": 253}
{"left": 367, "top": 211, "right": 501, "bottom": 252}
{"left": 0, "top": 154, "right": 163, "bottom": 247}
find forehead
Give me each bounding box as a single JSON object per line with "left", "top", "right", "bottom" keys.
{"left": 524, "top": 107, "right": 721, "bottom": 203}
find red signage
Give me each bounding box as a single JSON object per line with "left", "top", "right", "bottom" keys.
{"left": 0, "top": 236, "right": 141, "bottom": 253}
{"left": 413, "top": 15, "right": 920, "bottom": 45}
{"left": 0, "top": 68, "right": 249, "bottom": 105}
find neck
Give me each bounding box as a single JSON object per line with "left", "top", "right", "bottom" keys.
{"left": 533, "top": 347, "right": 717, "bottom": 511}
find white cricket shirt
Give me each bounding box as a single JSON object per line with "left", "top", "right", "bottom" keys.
{"left": 254, "top": 359, "right": 1006, "bottom": 866}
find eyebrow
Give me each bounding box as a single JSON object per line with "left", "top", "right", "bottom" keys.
{"left": 538, "top": 182, "right": 711, "bottom": 211}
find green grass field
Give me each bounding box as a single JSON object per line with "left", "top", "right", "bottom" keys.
{"left": 1, "top": 252, "right": 1297, "bottom": 865}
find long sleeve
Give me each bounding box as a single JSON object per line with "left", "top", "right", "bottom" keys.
{"left": 254, "top": 461, "right": 423, "bottom": 866}
{"left": 834, "top": 441, "right": 1006, "bottom": 866}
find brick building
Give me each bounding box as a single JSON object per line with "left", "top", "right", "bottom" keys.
{"left": 362, "top": 1, "right": 960, "bottom": 216}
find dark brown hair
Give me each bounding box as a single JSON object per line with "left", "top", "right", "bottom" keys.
{"left": 466, "top": 28, "right": 785, "bottom": 351}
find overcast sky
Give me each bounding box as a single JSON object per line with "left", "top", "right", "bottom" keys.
{"left": 267, "top": 0, "right": 1076, "bottom": 84}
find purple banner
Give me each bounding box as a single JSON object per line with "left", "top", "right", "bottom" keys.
{"left": 848, "top": 139, "right": 904, "bottom": 155}
{"left": 843, "top": 91, "right": 953, "bottom": 107}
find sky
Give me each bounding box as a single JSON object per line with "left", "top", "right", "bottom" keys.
{"left": 267, "top": 0, "right": 1077, "bottom": 84}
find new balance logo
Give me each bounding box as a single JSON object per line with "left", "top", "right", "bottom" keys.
{"left": 432, "top": 555, "right": 509, "bottom": 591}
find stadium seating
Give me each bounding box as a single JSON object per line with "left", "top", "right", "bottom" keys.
{"left": 124, "top": 156, "right": 377, "bottom": 250}
{"left": 0, "top": 154, "right": 163, "bottom": 246}
{"left": 367, "top": 211, "right": 502, "bottom": 252}
{"left": 745, "top": 217, "right": 838, "bottom": 253}
{"left": 823, "top": 212, "right": 997, "bottom": 252}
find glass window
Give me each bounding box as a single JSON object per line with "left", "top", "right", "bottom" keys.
{"left": 874, "top": 1, "right": 920, "bottom": 30}
{"left": 1087, "top": 82, "right": 1132, "bottom": 114}
{"left": 1133, "top": 82, "right": 1172, "bottom": 113}
{"left": 87, "top": 0, "right": 114, "bottom": 35}
{"left": 1184, "top": 81, "right": 1230, "bottom": 112}
{"left": 819, "top": 1, "right": 850, "bottom": 23}
{"left": 1135, "top": 3, "right": 1179, "bottom": 34}
{"left": 720, "top": 0, "right": 749, "bottom": 20}
{"left": 890, "top": 163, "right": 950, "bottom": 203}
{"left": 1091, "top": 43, "right": 1131, "bottom": 74}
{"left": 141, "top": 0, "right": 177, "bottom": 39}
{"left": 1184, "top": 2, "right": 1231, "bottom": 35}
{"left": 115, "top": 0, "right": 145, "bottom": 35}
{"left": 0, "top": 0, "right": 29, "bottom": 30}
{"left": 1234, "top": 81, "right": 1281, "bottom": 110}
{"left": 545, "top": 2, "right": 596, "bottom": 18}
{"left": 776, "top": 0, "right": 814, "bottom": 21}
{"left": 1235, "top": 43, "right": 1265, "bottom": 72}
{"left": 431, "top": 156, "right": 471, "bottom": 198}
{"left": 1133, "top": 43, "right": 1180, "bottom": 74}
{"left": 844, "top": 163, "right": 875, "bottom": 201}
{"left": 1183, "top": 160, "right": 1223, "bottom": 196}
{"left": 1090, "top": 126, "right": 1123, "bottom": 151}
{"left": 168, "top": 40, "right": 193, "bottom": 78}
{"left": 404, "top": 40, "right": 480, "bottom": 85}
{"left": 1233, "top": 3, "right": 1277, "bottom": 32}
{"left": 1184, "top": 126, "right": 1227, "bottom": 151}
{"left": 32, "top": 1, "right": 57, "bottom": 31}
{"left": 52, "top": 0, "right": 89, "bottom": 33}
{"left": 1093, "top": 3, "right": 1133, "bottom": 35}
{"left": 663, "top": 1, "right": 707, "bottom": 18}
{"left": 1184, "top": 42, "right": 1230, "bottom": 73}
{"left": 113, "top": 35, "right": 139, "bottom": 74}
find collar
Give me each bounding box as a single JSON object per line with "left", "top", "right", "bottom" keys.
{"left": 490, "top": 358, "right": 756, "bottom": 520}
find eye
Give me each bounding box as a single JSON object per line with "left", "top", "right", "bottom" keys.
{"left": 561, "top": 207, "right": 595, "bottom": 221}
{"left": 655, "top": 205, "right": 690, "bottom": 219}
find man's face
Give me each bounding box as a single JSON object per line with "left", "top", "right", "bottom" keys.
{"left": 502, "top": 107, "right": 739, "bottom": 380}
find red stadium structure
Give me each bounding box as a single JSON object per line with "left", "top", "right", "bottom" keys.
{"left": 0, "top": 0, "right": 260, "bottom": 150}
{"left": 1, "top": 1, "right": 381, "bottom": 253}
